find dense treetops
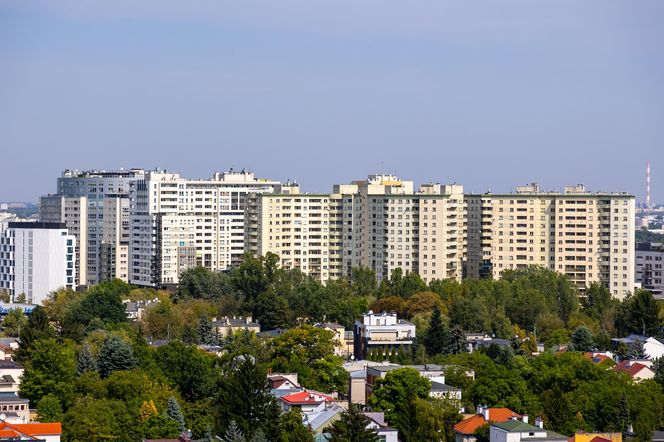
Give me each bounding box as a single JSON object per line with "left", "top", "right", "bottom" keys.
{"left": 3, "top": 255, "right": 664, "bottom": 441}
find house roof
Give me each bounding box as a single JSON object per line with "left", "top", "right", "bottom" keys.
{"left": 280, "top": 391, "right": 335, "bottom": 405}
{"left": 454, "top": 408, "right": 521, "bottom": 435}
{"left": 0, "top": 421, "right": 62, "bottom": 437}
{"left": 613, "top": 360, "right": 652, "bottom": 377}
{"left": 269, "top": 375, "right": 299, "bottom": 389}
{"left": 492, "top": 421, "right": 567, "bottom": 441}
{"left": 430, "top": 381, "right": 461, "bottom": 392}
{"left": 304, "top": 403, "right": 344, "bottom": 431}
{"left": 0, "top": 361, "right": 23, "bottom": 369}
{"left": 583, "top": 353, "right": 612, "bottom": 364}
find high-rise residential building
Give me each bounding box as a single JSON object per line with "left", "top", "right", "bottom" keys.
{"left": 39, "top": 195, "right": 88, "bottom": 286}
{"left": 0, "top": 222, "right": 76, "bottom": 304}
{"left": 99, "top": 195, "right": 131, "bottom": 282}
{"left": 466, "top": 183, "right": 635, "bottom": 298}
{"left": 334, "top": 175, "right": 466, "bottom": 282}
{"left": 130, "top": 170, "right": 282, "bottom": 287}
{"left": 40, "top": 169, "right": 145, "bottom": 286}
{"left": 245, "top": 184, "right": 338, "bottom": 282}
{"left": 635, "top": 242, "right": 663, "bottom": 296}
{"left": 246, "top": 174, "right": 466, "bottom": 283}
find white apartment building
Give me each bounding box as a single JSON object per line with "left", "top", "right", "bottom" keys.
{"left": 41, "top": 169, "right": 145, "bottom": 286}
{"left": 0, "top": 222, "right": 76, "bottom": 304}
{"left": 39, "top": 194, "right": 88, "bottom": 286}
{"left": 130, "top": 170, "right": 282, "bottom": 287}
{"left": 466, "top": 184, "right": 635, "bottom": 298}
{"left": 635, "top": 242, "right": 663, "bottom": 296}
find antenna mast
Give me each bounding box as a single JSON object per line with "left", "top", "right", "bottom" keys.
{"left": 646, "top": 161, "right": 651, "bottom": 209}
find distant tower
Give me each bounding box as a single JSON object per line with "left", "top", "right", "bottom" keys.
{"left": 646, "top": 161, "right": 651, "bottom": 209}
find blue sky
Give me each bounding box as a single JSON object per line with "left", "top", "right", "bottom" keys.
{"left": 1, "top": 1, "right": 662, "bottom": 202}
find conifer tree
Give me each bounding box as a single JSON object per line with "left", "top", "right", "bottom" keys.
{"left": 165, "top": 396, "right": 186, "bottom": 432}
{"left": 197, "top": 315, "right": 219, "bottom": 345}
{"left": 423, "top": 306, "right": 447, "bottom": 356}
{"left": 98, "top": 335, "right": 137, "bottom": 378}
{"left": 223, "top": 420, "right": 247, "bottom": 442}
{"left": 328, "top": 404, "right": 379, "bottom": 442}
{"left": 140, "top": 400, "right": 158, "bottom": 422}
{"left": 76, "top": 344, "right": 97, "bottom": 375}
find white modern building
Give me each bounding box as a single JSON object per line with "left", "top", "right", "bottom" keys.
{"left": 129, "top": 169, "right": 283, "bottom": 287}
{"left": 353, "top": 311, "right": 416, "bottom": 360}
{"left": 0, "top": 222, "right": 76, "bottom": 304}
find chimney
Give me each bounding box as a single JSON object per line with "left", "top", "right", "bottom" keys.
{"left": 483, "top": 406, "right": 490, "bottom": 421}
{"left": 535, "top": 417, "right": 543, "bottom": 429}
{"left": 522, "top": 414, "right": 529, "bottom": 424}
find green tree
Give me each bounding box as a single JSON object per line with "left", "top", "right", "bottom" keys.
{"left": 582, "top": 283, "right": 614, "bottom": 320}
{"left": 2, "top": 308, "right": 28, "bottom": 337}
{"left": 253, "top": 290, "right": 291, "bottom": 330}
{"left": 98, "top": 335, "right": 138, "bottom": 378}
{"left": 15, "top": 306, "right": 54, "bottom": 362}
{"left": 217, "top": 355, "right": 281, "bottom": 439}
{"left": 412, "top": 397, "right": 461, "bottom": 442}
{"left": 351, "top": 267, "right": 377, "bottom": 297}
{"left": 276, "top": 409, "right": 314, "bottom": 442}
{"left": 652, "top": 357, "right": 664, "bottom": 387}
{"left": 423, "top": 306, "right": 448, "bottom": 356}
{"left": 328, "top": 404, "right": 378, "bottom": 442}
{"left": 0, "top": 290, "right": 10, "bottom": 303}
{"left": 616, "top": 290, "right": 661, "bottom": 336}
{"left": 368, "top": 367, "right": 431, "bottom": 424}
{"left": 166, "top": 396, "right": 186, "bottom": 432}
{"left": 570, "top": 326, "right": 594, "bottom": 352}
{"left": 36, "top": 394, "right": 63, "bottom": 422}
{"left": 14, "top": 292, "right": 27, "bottom": 303}
{"left": 19, "top": 338, "right": 75, "bottom": 407}
{"left": 447, "top": 325, "right": 469, "bottom": 354}
{"left": 76, "top": 343, "right": 97, "bottom": 375}
{"left": 62, "top": 396, "right": 132, "bottom": 441}
{"left": 197, "top": 315, "right": 219, "bottom": 345}
{"left": 223, "top": 420, "right": 247, "bottom": 442}
{"left": 155, "top": 341, "right": 214, "bottom": 402}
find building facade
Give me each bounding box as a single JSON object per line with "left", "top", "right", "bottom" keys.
{"left": 635, "top": 242, "right": 663, "bottom": 296}
{"left": 40, "top": 169, "right": 145, "bottom": 286}
{"left": 466, "top": 184, "right": 635, "bottom": 298}
{"left": 0, "top": 222, "right": 76, "bottom": 304}
{"left": 129, "top": 170, "right": 282, "bottom": 287}
{"left": 353, "top": 311, "right": 416, "bottom": 360}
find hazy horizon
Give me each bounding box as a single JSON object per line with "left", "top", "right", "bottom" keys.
{"left": 1, "top": 1, "right": 662, "bottom": 203}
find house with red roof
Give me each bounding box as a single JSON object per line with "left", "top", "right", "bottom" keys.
{"left": 453, "top": 405, "right": 521, "bottom": 442}
{"left": 278, "top": 390, "right": 335, "bottom": 413}
{"left": 0, "top": 421, "right": 61, "bottom": 442}
{"left": 613, "top": 360, "right": 655, "bottom": 382}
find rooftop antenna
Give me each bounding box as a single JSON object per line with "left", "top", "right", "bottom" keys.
{"left": 646, "top": 161, "right": 651, "bottom": 209}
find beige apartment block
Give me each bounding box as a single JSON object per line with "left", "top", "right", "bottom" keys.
{"left": 99, "top": 196, "right": 131, "bottom": 282}
{"left": 466, "top": 183, "right": 635, "bottom": 299}
{"left": 246, "top": 174, "right": 466, "bottom": 283}
{"left": 245, "top": 185, "right": 337, "bottom": 282}
{"left": 130, "top": 170, "right": 282, "bottom": 287}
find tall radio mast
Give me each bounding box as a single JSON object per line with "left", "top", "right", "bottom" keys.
{"left": 646, "top": 161, "right": 651, "bottom": 209}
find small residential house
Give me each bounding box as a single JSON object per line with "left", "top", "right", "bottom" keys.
{"left": 363, "top": 412, "right": 399, "bottom": 442}
{"left": 315, "top": 323, "right": 352, "bottom": 357}
{"left": 268, "top": 373, "right": 301, "bottom": 398}
{"left": 0, "top": 361, "right": 23, "bottom": 394}
{"left": 353, "top": 311, "right": 415, "bottom": 360}
{"left": 0, "top": 421, "right": 62, "bottom": 442}
{"left": 303, "top": 403, "right": 345, "bottom": 434}
{"left": 366, "top": 364, "right": 461, "bottom": 404}
{"left": 0, "top": 393, "right": 30, "bottom": 424}
{"left": 612, "top": 360, "right": 655, "bottom": 381}
{"left": 278, "top": 391, "right": 335, "bottom": 414}
{"left": 454, "top": 406, "right": 521, "bottom": 442}
{"left": 611, "top": 335, "right": 664, "bottom": 360}
{"left": 212, "top": 317, "right": 260, "bottom": 338}
{"left": 568, "top": 431, "right": 622, "bottom": 442}
{"left": 490, "top": 419, "right": 567, "bottom": 442}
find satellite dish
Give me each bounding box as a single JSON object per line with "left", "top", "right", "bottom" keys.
{"left": 0, "top": 413, "right": 6, "bottom": 421}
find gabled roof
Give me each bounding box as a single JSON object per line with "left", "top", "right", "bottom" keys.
{"left": 613, "top": 360, "right": 652, "bottom": 377}
{"left": 583, "top": 352, "right": 612, "bottom": 364}
{"left": 280, "top": 391, "right": 334, "bottom": 405}
{"left": 454, "top": 408, "right": 521, "bottom": 434}
{"left": 0, "top": 421, "right": 62, "bottom": 438}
